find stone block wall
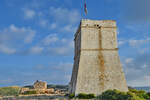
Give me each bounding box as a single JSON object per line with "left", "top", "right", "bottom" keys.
{"left": 70, "top": 19, "right": 128, "bottom": 96}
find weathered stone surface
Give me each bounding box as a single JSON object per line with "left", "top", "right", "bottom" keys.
{"left": 70, "top": 19, "right": 128, "bottom": 96}
{"left": 34, "top": 80, "right": 47, "bottom": 90}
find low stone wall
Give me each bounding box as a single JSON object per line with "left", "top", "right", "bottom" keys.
{"left": 0, "top": 95, "right": 64, "bottom": 100}
{"left": 0, "top": 95, "right": 96, "bottom": 100}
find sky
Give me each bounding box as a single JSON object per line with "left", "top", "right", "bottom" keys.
{"left": 0, "top": 0, "right": 150, "bottom": 87}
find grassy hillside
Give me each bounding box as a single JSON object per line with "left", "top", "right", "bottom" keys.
{"left": 0, "top": 86, "right": 20, "bottom": 96}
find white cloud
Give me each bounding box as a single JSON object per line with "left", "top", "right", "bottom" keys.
{"left": 128, "top": 75, "right": 150, "bottom": 87}
{"left": 0, "top": 44, "right": 16, "bottom": 54}
{"left": 29, "top": 46, "right": 43, "bottom": 54}
{"left": 9, "top": 24, "right": 18, "bottom": 32}
{"left": 49, "top": 7, "right": 80, "bottom": 24}
{"left": 123, "top": 54, "right": 150, "bottom": 87}
{"left": 23, "top": 9, "right": 36, "bottom": 19}
{"left": 42, "top": 34, "right": 58, "bottom": 46}
{"left": 49, "top": 23, "right": 57, "bottom": 29}
{"left": 118, "top": 37, "right": 150, "bottom": 54}
{"left": 129, "top": 40, "right": 145, "bottom": 47}
{"left": 60, "top": 25, "right": 77, "bottom": 33}
{"left": 33, "top": 62, "right": 73, "bottom": 72}
{"left": 118, "top": 37, "right": 150, "bottom": 48}
{"left": 69, "top": 40, "right": 74, "bottom": 48}
{"left": 39, "top": 19, "right": 49, "bottom": 27}
{"left": 141, "top": 64, "right": 148, "bottom": 69}
{"left": 12, "top": 61, "right": 73, "bottom": 85}
{"left": 125, "top": 58, "right": 134, "bottom": 64}
{"left": 61, "top": 38, "right": 67, "bottom": 43}
{"left": 139, "top": 48, "right": 148, "bottom": 54}
{"left": 24, "top": 29, "right": 36, "bottom": 43}
{"left": 55, "top": 62, "right": 73, "bottom": 71}
{"left": 46, "top": 38, "right": 74, "bottom": 56}
{"left": 69, "top": 10, "right": 81, "bottom": 24}
{"left": 118, "top": 40, "right": 126, "bottom": 46}
{"left": 0, "top": 24, "right": 36, "bottom": 54}
{"left": 0, "top": 24, "right": 36, "bottom": 44}
{"left": 27, "top": 34, "right": 73, "bottom": 56}
{"left": 129, "top": 38, "right": 150, "bottom": 47}
{"left": 50, "top": 47, "right": 70, "bottom": 55}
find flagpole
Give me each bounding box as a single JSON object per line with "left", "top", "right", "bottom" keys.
{"left": 81, "top": 0, "right": 88, "bottom": 20}
{"left": 84, "top": 0, "right": 86, "bottom": 19}
{"left": 84, "top": 0, "right": 88, "bottom": 19}
{"left": 81, "top": 0, "right": 84, "bottom": 20}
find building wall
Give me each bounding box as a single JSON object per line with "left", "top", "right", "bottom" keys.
{"left": 70, "top": 19, "right": 128, "bottom": 96}
{"left": 69, "top": 25, "right": 81, "bottom": 94}
{"left": 34, "top": 81, "right": 47, "bottom": 90}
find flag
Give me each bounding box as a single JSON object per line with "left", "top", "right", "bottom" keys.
{"left": 84, "top": 0, "right": 88, "bottom": 15}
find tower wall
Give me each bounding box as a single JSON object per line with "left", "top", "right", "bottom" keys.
{"left": 70, "top": 19, "right": 128, "bottom": 96}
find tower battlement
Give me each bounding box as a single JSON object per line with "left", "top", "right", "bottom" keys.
{"left": 81, "top": 19, "right": 116, "bottom": 27}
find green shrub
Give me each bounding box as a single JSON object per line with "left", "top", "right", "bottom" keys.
{"left": 64, "top": 93, "right": 69, "bottom": 97}
{"left": 68, "top": 93, "right": 75, "bottom": 98}
{"left": 98, "top": 89, "right": 146, "bottom": 100}
{"left": 77, "top": 93, "right": 87, "bottom": 99}
{"left": 23, "top": 90, "right": 37, "bottom": 95}
{"left": 137, "top": 93, "right": 149, "bottom": 99}
{"left": 129, "top": 88, "right": 145, "bottom": 94}
{"left": 88, "top": 93, "right": 96, "bottom": 98}
{"left": 129, "top": 89, "right": 149, "bottom": 99}
{"left": 127, "top": 91, "right": 145, "bottom": 100}
{"left": 147, "top": 92, "right": 150, "bottom": 97}
{"left": 77, "top": 93, "right": 95, "bottom": 99}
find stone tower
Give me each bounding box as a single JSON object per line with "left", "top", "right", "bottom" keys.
{"left": 70, "top": 19, "right": 128, "bottom": 96}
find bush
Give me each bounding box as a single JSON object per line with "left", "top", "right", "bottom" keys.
{"left": 129, "top": 89, "right": 149, "bottom": 99}
{"left": 147, "top": 92, "right": 150, "bottom": 97}
{"left": 77, "top": 93, "right": 95, "bottom": 99}
{"left": 98, "top": 89, "right": 146, "bottom": 100}
{"left": 64, "top": 93, "right": 69, "bottom": 97}
{"left": 88, "top": 93, "right": 96, "bottom": 98}
{"left": 23, "top": 90, "right": 37, "bottom": 95}
{"left": 77, "top": 93, "right": 87, "bottom": 99}
{"left": 129, "top": 88, "right": 145, "bottom": 94}
{"left": 68, "top": 93, "right": 75, "bottom": 98}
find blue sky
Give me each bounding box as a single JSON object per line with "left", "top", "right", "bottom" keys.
{"left": 0, "top": 0, "right": 150, "bottom": 87}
